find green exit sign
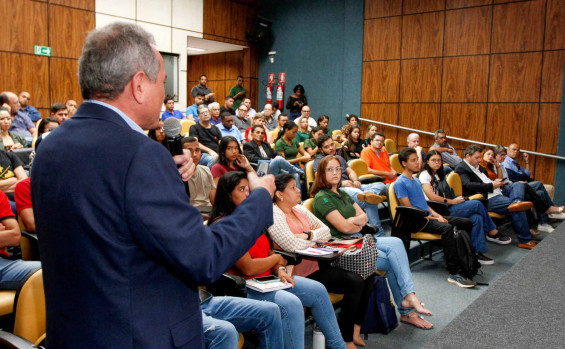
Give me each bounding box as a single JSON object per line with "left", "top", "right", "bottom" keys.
{"left": 34, "top": 45, "right": 52, "bottom": 56}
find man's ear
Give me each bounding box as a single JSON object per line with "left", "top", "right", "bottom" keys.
{"left": 130, "top": 71, "right": 146, "bottom": 104}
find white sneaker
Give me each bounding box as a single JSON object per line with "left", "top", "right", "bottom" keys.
{"left": 548, "top": 212, "right": 565, "bottom": 220}
{"left": 537, "top": 223, "right": 555, "bottom": 233}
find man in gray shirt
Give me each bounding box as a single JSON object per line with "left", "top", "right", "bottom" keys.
{"left": 429, "top": 129, "right": 462, "bottom": 168}
{"left": 191, "top": 74, "right": 215, "bottom": 104}
{"left": 233, "top": 104, "right": 251, "bottom": 133}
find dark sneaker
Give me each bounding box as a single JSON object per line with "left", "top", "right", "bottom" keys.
{"left": 486, "top": 231, "right": 511, "bottom": 245}
{"left": 447, "top": 274, "right": 476, "bottom": 288}
{"left": 476, "top": 253, "right": 494, "bottom": 265}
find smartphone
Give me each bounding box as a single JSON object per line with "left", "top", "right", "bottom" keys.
{"left": 253, "top": 275, "right": 280, "bottom": 284}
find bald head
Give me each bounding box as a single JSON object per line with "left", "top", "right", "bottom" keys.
{"left": 0, "top": 91, "right": 20, "bottom": 116}
{"left": 507, "top": 143, "right": 520, "bottom": 159}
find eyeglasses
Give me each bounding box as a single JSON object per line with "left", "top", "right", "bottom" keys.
{"left": 326, "top": 167, "right": 343, "bottom": 173}
{"left": 429, "top": 158, "right": 442, "bottom": 163}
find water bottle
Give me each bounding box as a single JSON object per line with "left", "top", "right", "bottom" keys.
{"left": 312, "top": 324, "right": 325, "bottom": 349}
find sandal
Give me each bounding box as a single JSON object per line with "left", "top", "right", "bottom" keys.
{"left": 400, "top": 312, "right": 434, "bottom": 330}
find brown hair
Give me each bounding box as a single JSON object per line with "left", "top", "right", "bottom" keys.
{"left": 309, "top": 155, "right": 341, "bottom": 197}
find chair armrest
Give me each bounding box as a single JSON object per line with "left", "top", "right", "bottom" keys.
{"left": 273, "top": 249, "right": 302, "bottom": 266}
{"left": 0, "top": 331, "right": 35, "bottom": 349}
{"left": 395, "top": 206, "right": 428, "bottom": 218}
{"left": 358, "top": 175, "right": 385, "bottom": 184}
{"left": 468, "top": 194, "right": 484, "bottom": 201}
{"left": 205, "top": 272, "right": 246, "bottom": 297}
{"left": 426, "top": 200, "right": 450, "bottom": 216}
{"left": 393, "top": 207, "right": 429, "bottom": 231}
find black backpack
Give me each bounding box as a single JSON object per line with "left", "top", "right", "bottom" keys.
{"left": 454, "top": 227, "right": 480, "bottom": 279}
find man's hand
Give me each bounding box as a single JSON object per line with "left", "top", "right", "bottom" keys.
{"left": 248, "top": 172, "right": 275, "bottom": 197}
{"left": 10, "top": 143, "right": 23, "bottom": 150}
{"left": 492, "top": 178, "right": 504, "bottom": 189}
{"left": 415, "top": 146, "right": 423, "bottom": 153}
{"left": 447, "top": 148, "right": 453, "bottom": 154}
{"left": 341, "top": 180, "right": 354, "bottom": 187}
{"left": 174, "top": 149, "right": 196, "bottom": 182}
{"left": 522, "top": 153, "right": 529, "bottom": 162}
{"left": 452, "top": 196, "right": 465, "bottom": 205}
{"left": 387, "top": 171, "right": 397, "bottom": 180}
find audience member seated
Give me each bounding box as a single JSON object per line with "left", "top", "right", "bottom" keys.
{"left": 182, "top": 137, "right": 216, "bottom": 209}
{"left": 209, "top": 172, "right": 345, "bottom": 349}
{"left": 303, "top": 126, "right": 323, "bottom": 157}
{"left": 394, "top": 148, "right": 476, "bottom": 288}
{"left": 234, "top": 104, "right": 251, "bottom": 133}
{"left": 484, "top": 147, "right": 564, "bottom": 234}
{"left": 218, "top": 112, "right": 245, "bottom": 144}
{"left": 0, "top": 190, "right": 41, "bottom": 289}
{"left": 147, "top": 119, "right": 167, "bottom": 147}
{"left": 360, "top": 132, "right": 398, "bottom": 184}
{"left": 269, "top": 174, "right": 376, "bottom": 347}
{"left": 429, "top": 129, "right": 462, "bottom": 168}
{"left": 0, "top": 146, "right": 28, "bottom": 209}
{"left": 455, "top": 145, "right": 535, "bottom": 250}
{"left": 271, "top": 103, "right": 281, "bottom": 121}
{"left": 345, "top": 114, "right": 359, "bottom": 128}
{"left": 294, "top": 106, "right": 317, "bottom": 128}
{"left": 295, "top": 116, "right": 311, "bottom": 143}
{"left": 274, "top": 121, "right": 311, "bottom": 168}
{"left": 243, "top": 125, "right": 303, "bottom": 185}
{"left": 15, "top": 177, "right": 34, "bottom": 232}
{"left": 259, "top": 103, "right": 277, "bottom": 131}
{"left": 242, "top": 98, "right": 257, "bottom": 119}
{"left": 34, "top": 116, "right": 59, "bottom": 149}
{"left": 189, "top": 105, "right": 221, "bottom": 168}
{"left": 408, "top": 133, "right": 451, "bottom": 175}
{"left": 208, "top": 102, "right": 222, "bottom": 126}
{"left": 1, "top": 91, "right": 36, "bottom": 144}
{"left": 0, "top": 107, "right": 26, "bottom": 151}
{"left": 310, "top": 158, "right": 434, "bottom": 331}
{"left": 186, "top": 93, "right": 204, "bottom": 122}
{"left": 161, "top": 95, "right": 184, "bottom": 120}
{"left": 342, "top": 126, "right": 363, "bottom": 160}
{"left": 50, "top": 103, "right": 69, "bottom": 124}
{"left": 270, "top": 114, "right": 289, "bottom": 141}
{"left": 317, "top": 115, "right": 334, "bottom": 140}
{"left": 420, "top": 151, "right": 510, "bottom": 265}
{"left": 364, "top": 124, "right": 377, "bottom": 147}
{"left": 244, "top": 114, "right": 273, "bottom": 143}
{"left": 220, "top": 96, "right": 235, "bottom": 116}
{"left": 18, "top": 91, "right": 41, "bottom": 122}
{"left": 211, "top": 136, "right": 254, "bottom": 184}
{"left": 191, "top": 74, "right": 215, "bottom": 104}
{"left": 286, "top": 84, "right": 307, "bottom": 120}
{"left": 314, "top": 134, "right": 387, "bottom": 236}
{"left": 340, "top": 125, "right": 352, "bottom": 144}
{"left": 65, "top": 99, "right": 78, "bottom": 118}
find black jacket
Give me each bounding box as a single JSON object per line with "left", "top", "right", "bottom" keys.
{"left": 243, "top": 141, "right": 278, "bottom": 164}
{"left": 454, "top": 161, "right": 494, "bottom": 198}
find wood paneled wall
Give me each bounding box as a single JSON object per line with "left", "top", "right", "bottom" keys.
{"left": 0, "top": 0, "right": 95, "bottom": 118}
{"left": 188, "top": 0, "right": 259, "bottom": 109}
{"left": 362, "top": 0, "right": 565, "bottom": 184}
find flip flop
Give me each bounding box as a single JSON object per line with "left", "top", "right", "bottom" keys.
{"left": 400, "top": 312, "right": 434, "bottom": 330}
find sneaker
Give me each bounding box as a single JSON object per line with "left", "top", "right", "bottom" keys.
{"left": 537, "top": 223, "right": 555, "bottom": 233}
{"left": 485, "top": 231, "right": 511, "bottom": 245}
{"left": 447, "top": 274, "right": 476, "bottom": 288}
{"left": 548, "top": 212, "right": 565, "bottom": 220}
{"left": 476, "top": 253, "right": 494, "bottom": 265}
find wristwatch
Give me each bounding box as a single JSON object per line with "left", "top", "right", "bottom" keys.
{"left": 443, "top": 198, "right": 448, "bottom": 204}
{"left": 305, "top": 231, "right": 312, "bottom": 240}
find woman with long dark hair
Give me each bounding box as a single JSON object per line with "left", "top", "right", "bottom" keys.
{"left": 364, "top": 124, "right": 377, "bottom": 147}
{"left": 209, "top": 172, "right": 345, "bottom": 349}
{"left": 210, "top": 136, "right": 254, "bottom": 184}
{"left": 303, "top": 126, "right": 323, "bottom": 157}
{"left": 148, "top": 119, "right": 166, "bottom": 147}
{"left": 343, "top": 126, "right": 363, "bottom": 160}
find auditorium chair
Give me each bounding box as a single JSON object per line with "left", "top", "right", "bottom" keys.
{"left": 17, "top": 218, "right": 40, "bottom": 262}
{"left": 347, "top": 159, "right": 378, "bottom": 181}
{"left": 305, "top": 161, "right": 315, "bottom": 191}
{"left": 389, "top": 154, "right": 403, "bottom": 174}
{"left": 180, "top": 119, "right": 195, "bottom": 136}
{"left": 384, "top": 139, "right": 397, "bottom": 154}
{"left": 445, "top": 172, "right": 504, "bottom": 220}
{"left": 332, "top": 130, "right": 342, "bottom": 140}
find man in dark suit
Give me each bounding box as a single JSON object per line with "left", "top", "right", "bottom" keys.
{"left": 454, "top": 145, "right": 535, "bottom": 250}
{"left": 31, "top": 23, "right": 275, "bottom": 348}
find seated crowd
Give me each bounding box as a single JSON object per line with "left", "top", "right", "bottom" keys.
{"left": 2, "top": 81, "right": 563, "bottom": 349}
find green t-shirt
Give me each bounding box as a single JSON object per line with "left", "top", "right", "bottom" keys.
{"left": 229, "top": 85, "right": 247, "bottom": 110}
{"left": 313, "top": 188, "right": 356, "bottom": 239}
{"left": 294, "top": 131, "right": 310, "bottom": 143}
{"left": 303, "top": 138, "right": 319, "bottom": 156}
{"left": 275, "top": 138, "right": 299, "bottom": 160}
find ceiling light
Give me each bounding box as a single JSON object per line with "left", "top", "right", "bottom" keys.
{"left": 187, "top": 47, "right": 206, "bottom": 52}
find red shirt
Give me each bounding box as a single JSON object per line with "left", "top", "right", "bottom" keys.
{"left": 0, "top": 191, "right": 15, "bottom": 257}
{"left": 228, "top": 234, "right": 272, "bottom": 279}
{"left": 15, "top": 177, "right": 32, "bottom": 214}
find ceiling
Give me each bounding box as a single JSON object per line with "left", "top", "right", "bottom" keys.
{"left": 187, "top": 37, "right": 248, "bottom": 55}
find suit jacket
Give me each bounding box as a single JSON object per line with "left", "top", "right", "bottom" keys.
{"left": 454, "top": 161, "right": 494, "bottom": 198}
{"left": 243, "top": 140, "right": 277, "bottom": 164}
{"left": 31, "top": 102, "right": 273, "bottom": 348}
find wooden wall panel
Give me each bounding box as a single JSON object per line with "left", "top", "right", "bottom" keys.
{"left": 400, "top": 58, "right": 442, "bottom": 102}
{"left": 403, "top": 0, "right": 444, "bottom": 14}
{"left": 202, "top": 53, "right": 227, "bottom": 81}
{"left": 398, "top": 104, "right": 439, "bottom": 148}
{"left": 441, "top": 104, "right": 487, "bottom": 150}
{"left": 545, "top": 0, "right": 565, "bottom": 50}
{"left": 541, "top": 50, "right": 565, "bottom": 103}
{"left": 50, "top": 58, "right": 82, "bottom": 105}
{"left": 203, "top": 0, "right": 232, "bottom": 38}
{"left": 0, "top": 0, "right": 48, "bottom": 54}
{"left": 446, "top": 0, "right": 492, "bottom": 9}
{"left": 363, "top": 17, "right": 401, "bottom": 61}
{"left": 50, "top": 0, "right": 94, "bottom": 11}
{"left": 534, "top": 157, "right": 556, "bottom": 185}
{"left": 442, "top": 55, "right": 489, "bottom": 102}
{"left": 444, "top": 6, "right": 492, "bottom": 56}
{"left": 49, "top": 5, "right": 95, "bottom": 59}
{"left": 491, "top": 0, "right": 544, "bottom": 53}
{"left": 248, "top": 78, "right": 258, "bottom": 109}
{"left": 0, "top": 53, "right": 50, "bottom": 108}
{"left": 362, "top": 61, "right": 400, "bottom": 103}
{"left": 489, "top": 52, "right": 542, "bottom": 102}
{"left": 361, "top": 104, "right": 399, "bottom": 141}
{"left": 226, "top": 51, "right": 243, "bottom": 81}
{"left": 537, "top": 103, "right": 561, "bottom": 154}
{"left": 207, "top": 81, "right": 227, "bottom": 105}
{"left": 402, "top": 12, "right": 444, "bottom": 58}
{"left": 187, "top": 55, "right": 204, "bottom": 82}
{"left": 486, "top": 103, "right": 538, "bottom": 150}
{"left": 230, "top": 2, "right": 256, "bottom": 42}
{"left": 364, "top": 0, "right": 401, "bottom": 18}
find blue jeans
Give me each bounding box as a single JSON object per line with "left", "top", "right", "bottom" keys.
{"left": 488, "top": 188, "right": 531, "bottom": 243}
{"left": 448, "top": 200, "right": 496, "bottom": 253}
{"left": 201, "top": 296, "right": 283, "bottom": 349}
{"left": 246, "top": 276, "right": 345, "bottom": 349}
{"left": 200, "top": 152, "right": 217, "bottom": 168}
{"left": 0, "top": 259, "right": 41, "bottom": 290}
{"left": 529, "top": 181, "right": 553, "bottom": 224}
{"left": 375, "top": 237, "right": 415, "bottom": 316}
{"left": 261, "top": 156, "right": 303, "bottom": 187}
{"left": 341, "top": 182, "right": 386, "bottom": 236}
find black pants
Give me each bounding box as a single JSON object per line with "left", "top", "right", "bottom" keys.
{"left": 421, "top": 216, "right": 473, "bottom": 275}
{"left": 308, "top": 262, "right": 375, "bottom": 342}
{"left": 524, "top": 183, "right": 550, "bottom": 215}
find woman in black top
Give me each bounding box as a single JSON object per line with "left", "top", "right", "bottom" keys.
{"left": 286, "top": 84, "right": 307, "bottom": 120}
{"left": 343, "top": 126, "right": 364, "bottom": 160}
